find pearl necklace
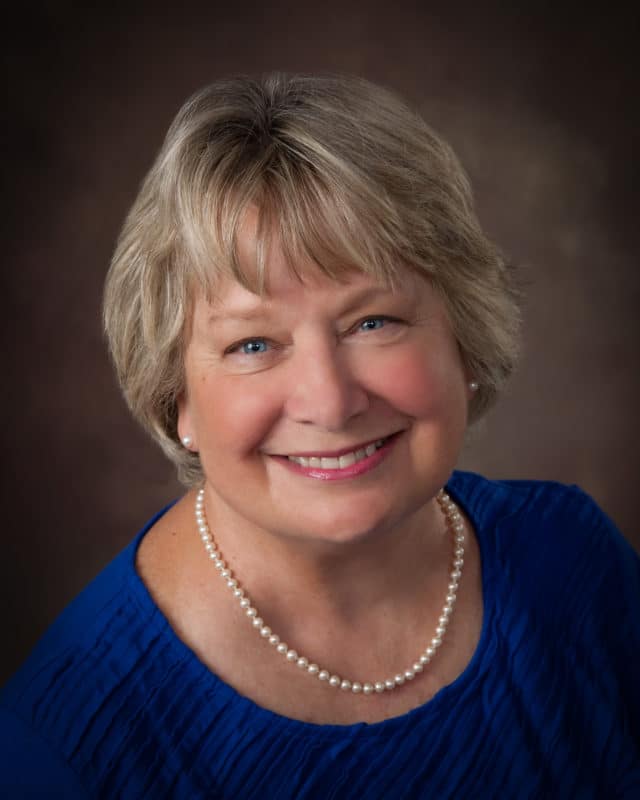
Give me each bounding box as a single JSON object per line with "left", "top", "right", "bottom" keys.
{"left": 195, "top": 488, "right": 465, "bottom": 695}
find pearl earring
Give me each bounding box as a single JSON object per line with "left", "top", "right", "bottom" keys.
{"left": 469, "top": 381, "right": 479, "bottom": 392}
{"left": 181, "top": 436, "right": 193, "bottom": 448}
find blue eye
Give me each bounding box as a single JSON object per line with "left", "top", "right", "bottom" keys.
{"left": 239, "top": 339, "right": 269, "bottom": 354}
{"left": 359, "top": 317, "right": 388, "bottom": 331}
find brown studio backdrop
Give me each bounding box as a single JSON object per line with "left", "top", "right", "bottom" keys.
{"left": 3, "top": 3, "right": 639, "bottom": 685}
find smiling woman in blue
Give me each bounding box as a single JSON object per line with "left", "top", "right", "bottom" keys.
{"left": 1, "top": 73, "right": 638, "bottom": 798}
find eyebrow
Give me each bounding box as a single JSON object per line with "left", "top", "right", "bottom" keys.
{"left": 206, "top": 285, "right": 400, "bottom": 326}
{"left": 206, "top": 305, "right": 275, "bottom": 326}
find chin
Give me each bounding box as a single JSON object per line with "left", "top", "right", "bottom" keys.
{"left": 284, "top": 492, "right": 417, "bottom": 548}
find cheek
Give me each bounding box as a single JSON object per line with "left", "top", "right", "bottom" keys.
{"left": 193, "top": 376, "right": 282, "bottom": 455}
{"left": 368, "top": 347, "right": 464, "bottom": 417}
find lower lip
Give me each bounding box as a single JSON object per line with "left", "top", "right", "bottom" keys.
{"left": 272, "top": 434, "right": 401, "bottom": 481}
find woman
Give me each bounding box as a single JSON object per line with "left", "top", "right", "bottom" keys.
{"left": 1, "top": 73, "right": 638, "bottom": 798}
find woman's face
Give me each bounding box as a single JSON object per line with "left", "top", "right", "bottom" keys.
{"left": 179, "top": 221, "right": 472, "bottom": 546}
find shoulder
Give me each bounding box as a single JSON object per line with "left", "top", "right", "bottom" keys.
{"left": 452, "top": 470, "right": 640, "bottom": 733}
{"left": 450, "top": 470, "right": 639, "bottom": 651}
{"left": 450, "top": 468, "right": 617, "bottom": 522}
{"left": 449, "top": 469, "right": 636, "bottom": 573}
{"left": 0, "top": 502, "right": 179, "bottom": 794}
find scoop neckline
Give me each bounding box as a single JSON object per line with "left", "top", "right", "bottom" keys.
{"left": 127, "top": 471, "right": 497, "bottom": 737}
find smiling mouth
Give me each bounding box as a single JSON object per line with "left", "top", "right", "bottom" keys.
{"left": 285, "top": 436, "right": 392, "bottom": 470}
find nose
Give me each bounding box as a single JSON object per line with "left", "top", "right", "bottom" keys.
{"left": 284, "top": 340, "right": 369, "bottom": 431}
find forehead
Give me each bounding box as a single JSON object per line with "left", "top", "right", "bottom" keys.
{"left": 190, "top": 205, "right": 439, "bottom": 326}
{"left": 191, "top": 266, "right": 442, "bottom": 338}
{"left": 204, "top": 272, "right": 389, "bottom": 318}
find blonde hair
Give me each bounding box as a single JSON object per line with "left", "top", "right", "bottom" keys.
{"left": 104, "top": 72, "right": 520, "bottom": 485}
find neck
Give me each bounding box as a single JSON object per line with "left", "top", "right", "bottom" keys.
{"left": 199, "top": 487, "right": 449, "bottom": 623}
{"left": 192, "top": 485, "right": 466, "bottom": 694}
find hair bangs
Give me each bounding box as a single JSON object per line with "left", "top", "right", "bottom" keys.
{"left": 265, "top": 160, "right": 405, "bottom": 291}
{"left": 174, "top": 135, "right": 410, "bottom": 302}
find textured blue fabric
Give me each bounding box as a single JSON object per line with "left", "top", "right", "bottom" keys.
{"left": 1, "top": 471, "right": 639, "bottom": 799}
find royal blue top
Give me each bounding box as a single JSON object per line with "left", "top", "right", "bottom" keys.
{"left": 1, "top": 471, "right": 639, "bottom": 799}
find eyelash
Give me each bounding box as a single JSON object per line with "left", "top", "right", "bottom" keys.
{"left": 225, "top": 316, "right": 403, "bottom": 357}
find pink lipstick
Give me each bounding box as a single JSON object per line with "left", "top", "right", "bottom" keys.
{"left": 272, "top": 433, "right": 401, "bottom": 481}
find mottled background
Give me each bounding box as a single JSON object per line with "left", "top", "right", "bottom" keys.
{"left": 3, "top": 3, "right": 638, "bottom": 684}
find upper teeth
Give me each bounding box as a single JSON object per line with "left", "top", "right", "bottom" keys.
{"left": 287, "top": 439, "right": 386, "bottom": 469}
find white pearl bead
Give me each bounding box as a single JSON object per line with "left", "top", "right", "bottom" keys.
{"left": 194, "top": 486, "right": 464, "bottom": 698}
